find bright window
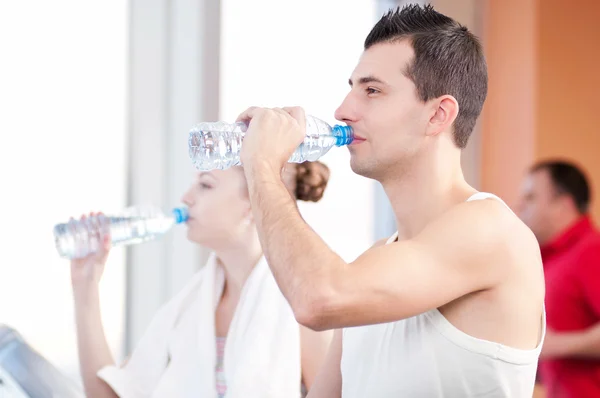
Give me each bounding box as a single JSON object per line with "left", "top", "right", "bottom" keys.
{"left": 0, "top": 1, "right": 128, "bottom": 382}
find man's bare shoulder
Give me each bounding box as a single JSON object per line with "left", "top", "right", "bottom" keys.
{"left": 462, "top": 197, "right": 540, "bottom": 252}
{"left": 356, "top": 195, "right": 542, "bottom": 285}
{"left": 415, "top": 196, "right": 542, "bottom": 274}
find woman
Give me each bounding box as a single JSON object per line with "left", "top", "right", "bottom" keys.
{"left": 71, "top": 162, "right": 333, "bottom": 398}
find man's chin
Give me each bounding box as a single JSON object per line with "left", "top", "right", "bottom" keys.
{"left": 350, "top": 157, "right": 376, "bottom": 179}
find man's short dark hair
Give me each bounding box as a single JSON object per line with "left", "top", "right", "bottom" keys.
{"left": 532, "top": 160, "right": 591, "bottom": 214}
{"left": 364, "top": 4, "right": 488, "bottom": 149}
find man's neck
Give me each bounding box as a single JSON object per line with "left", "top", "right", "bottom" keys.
{"left": 541, "top": 213, "right": 586, "bottom": 247}
{"left": 381, "top": 150, "right": 474, "bottom": 240}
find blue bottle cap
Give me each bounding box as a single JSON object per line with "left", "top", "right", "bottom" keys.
{"left": 332, "top": 125, "right": 354, "bottom": 146}
{"left": 172, "top": 207, "right": 189, "bottom": 224}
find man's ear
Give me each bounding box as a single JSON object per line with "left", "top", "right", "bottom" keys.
{"left": 426, "top": 95, "right": 459, "bottom": 137}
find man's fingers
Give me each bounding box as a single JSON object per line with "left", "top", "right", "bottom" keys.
{"left": 282, "top": 106, "right": 306, "bottom": 131}
{"left": 272, "top": 107, "right": 294, "bottom": 123}
{"left": 235, "top": 106, "right": 262, "bottom": 124}
{"left": 237, "top": 106, "right": 305, "bottom": 129}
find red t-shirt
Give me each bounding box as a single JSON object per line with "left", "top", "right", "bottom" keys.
{"left": 540, "top": 216, "right": 600, "bottom": 397}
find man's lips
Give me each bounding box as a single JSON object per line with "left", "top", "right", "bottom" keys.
{"left": 350, "top": 135, "right": 366, "bottom": 145}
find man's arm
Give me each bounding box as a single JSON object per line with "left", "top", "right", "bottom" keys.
{"left": 542, "top": 325, "right": 600, "bottom": 359}
{"left": 246, "top": 162, "right": 514, "bottom": 330}
{"left": 542, "top": 244, "right": 600, "bottom": 359}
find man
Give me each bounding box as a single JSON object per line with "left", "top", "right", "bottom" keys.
{"left": 237, "top": 5, "right": 545, "bottom": 397}
{"left": 519, "top": 160, "right": 600, "bottom": 397}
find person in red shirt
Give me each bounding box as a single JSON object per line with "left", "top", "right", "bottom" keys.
{"left": 519, "top": 159, "right": 600, "bottom": 397}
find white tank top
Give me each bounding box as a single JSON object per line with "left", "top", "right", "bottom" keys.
{"left": 340, "top": 192, "right": 545, "bottom": 398}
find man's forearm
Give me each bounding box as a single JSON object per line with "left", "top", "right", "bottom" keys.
{"left": 245, "top": 162, "right": 344, "bottom": 326}
{"left": 546, "top": 325, "right": 600, "bottom": 359}
{"left": 570, "top": 325, "right": 600, "bottom": 358}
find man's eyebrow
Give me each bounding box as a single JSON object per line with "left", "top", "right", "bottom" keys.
{"left": 348, "top": 75, "right": 386, "bottom": 87}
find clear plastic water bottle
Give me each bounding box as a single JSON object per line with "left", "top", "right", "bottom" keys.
{"left": 53, "top": 205, "right": 188, "bottom": 259}
{"left": 188, "top": 115, "right": 353, "bottom": 171}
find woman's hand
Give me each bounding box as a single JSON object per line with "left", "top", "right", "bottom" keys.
{"left": 70, "top": 212, "right": 111, "bottom": 293}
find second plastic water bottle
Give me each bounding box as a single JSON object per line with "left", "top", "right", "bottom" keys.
{"left": 188, "top": 115, "right": 353, "bottom": 171}
{"left": 53, "top": 205, "right": 188, "bottom": 259}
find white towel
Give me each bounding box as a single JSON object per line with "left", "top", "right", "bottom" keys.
{"left": 98, "top": 253, "right": 301, "bottom": 398}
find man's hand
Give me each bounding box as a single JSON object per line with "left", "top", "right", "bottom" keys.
{"left": 238, "top": 106, "right": 306, "bottom": 174}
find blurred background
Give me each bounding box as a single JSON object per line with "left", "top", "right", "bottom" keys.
{"left": 0, "top": 0, "right": 598, "bottom": 390}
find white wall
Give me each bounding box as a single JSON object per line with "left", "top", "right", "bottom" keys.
{"left": 0, "top": 1, "right": 128, "bottom": 381}
{"left": 221, "top": 0, "right": 378, "bottom": 261}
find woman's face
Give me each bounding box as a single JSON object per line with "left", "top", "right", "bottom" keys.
{"left": 181, "top": 167, "right": 253, "bottom": 249}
